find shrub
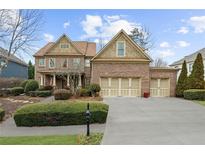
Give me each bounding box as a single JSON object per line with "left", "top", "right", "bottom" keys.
{"left": 184, "top": 89, "right": 205, "bottom": 100}
{"left": 10, "top": 87, "right": 24, "bottom": 96}
{"left": 29, "top": 90, "right": 52, "bottom": 97}
{"left": 38, "top": 85, "right": 53, "bottom": 91}
{"left": 24, "top": 80, "right": 39, "bottom": 93}
{"left": 79, "top": 88, "right": 90, "bottom": 97}
{"left": 0, "top": 108, "right": 5, "bottom": 121}
{"left": 54, "top": 89, "right": 72, "bottom": 100}
{"left": 14, "top": 101, "right": 109, "bottom": 126}
{"left": 88, "top": 84, "right": 101, "bottom": 96}
{"left": 0, "top": 77, "right": 23, "bottom": 89}
{"left": 188, "top": 53, "right": 204, "bottom": 89}
{"left": 20, "top": 80, "right": 28, "bottom": 89}
{"left": 176, "top": 60, "right": 188, "bottom": 97}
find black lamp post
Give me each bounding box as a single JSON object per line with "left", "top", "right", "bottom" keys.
{"left": 85, "top": 103, "right": 91, "bottom": 136}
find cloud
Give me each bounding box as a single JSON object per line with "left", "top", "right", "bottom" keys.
{"left": 81, "top": 14, "right": 140, "bottom": 40}
{"left": 177, "top": 27, "right": 189, "bottom": 34}
{"left": 176, "top": 41, "right": 190, "bottom": 47}
{"left": 188, "top": 16, "right": 205, "bottom": 33}
{"left": 63, "top": 21, "right": 70, "bottom": 29}
{"left": 158, "top": 49, "right": 175, "bottom": 58}
{"left": 44, "top": 33, "right": 54, "bottom": 42}
{"left": 160, "top": 41, "right": 170, "bottom": 48}
{"left": 81, "top": 15, "right": 103, "bottom": 38}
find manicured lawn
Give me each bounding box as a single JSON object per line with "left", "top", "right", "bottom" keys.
{"left": 0, "top": 133, "right": 103, "bottom": 145}
{"left": 194, "top": 100, "right": 205, "bottom": 106}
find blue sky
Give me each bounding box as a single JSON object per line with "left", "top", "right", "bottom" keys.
{"left": 30, "top": 9, "right": 205, "bottom": 64}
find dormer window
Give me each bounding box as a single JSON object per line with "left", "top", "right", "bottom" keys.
{"left": 117, "top": 41, "right": 125, "bottom": 57}
{"left": 60, "top": 44, "right": 69, "bottom": 48}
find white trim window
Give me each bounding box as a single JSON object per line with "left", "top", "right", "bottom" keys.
{"left": 85, "top": 59, "right": 90, "bottom": 67}
{"left": 39, "top": 58, "right": 45, "bottom": 67}
{"left": 49, "top": 58, "right": 55, "bottom": 68}
{"left": 73, "top": 58, "right": 80, "bottom": 67}
{"left": 62, "top": 58, "right": 68, "bottom": 68}
{"left": 116, "top": 41, "right": 125, "bottom": 57}
{"left": 60, "top": 43, "right": 70, "bottom": 49}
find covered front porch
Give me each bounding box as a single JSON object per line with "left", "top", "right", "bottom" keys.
{"left": 39, "top": 72, "right": 85, "bottom": 93}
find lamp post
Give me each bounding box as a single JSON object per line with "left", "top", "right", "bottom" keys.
{"left": 85, "top": 103, "right": 91, "bottom": 136}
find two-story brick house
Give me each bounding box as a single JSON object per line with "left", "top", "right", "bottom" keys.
{"left": 34, "top": 34, "right": 96, "bottom": 92}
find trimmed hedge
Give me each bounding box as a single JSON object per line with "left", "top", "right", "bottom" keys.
{"left": 0, "top": 108, "right": 5, "bottom": 121}
{"left": 20, "top": 80, "right": 28, "bottom": 89}
{"left": 88, "top": 84, "right": 101, "bottom": 96}
{"left": 54, "top": 89, "right": 72, "bottom": 100}
{"left": 29, "top": 90, "right": 52, "bottom": 97}
{"left": 10, "top": 87, "right": 24, "bottom": 96}
{"left": 38, "top": 85, "right": 53, "bottom": 91}
{"left": 14, "top": 101, "right": 109, "bottom": 126}
{"left": 79, "top": 88, "right": 90, "bottom": 97}
{"left": 24, "top": 80, "right": 39, "bottom": 93}
{"left": 184, "top": 89, "right": 205, "bottom": 100}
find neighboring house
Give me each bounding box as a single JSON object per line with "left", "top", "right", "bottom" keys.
{"left": 91, "top": 29, "right": 178, "bottom": 97}
{"left": 0, "top": 47, "right": 28, "bottom": 79}
{"left": 34, "top": 34, "right": 96, "bottom": 92}
{"left": 170, "top": 48, "right": 205, "bottom": 79}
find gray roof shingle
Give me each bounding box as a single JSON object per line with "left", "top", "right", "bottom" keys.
{"left": 170, "top": 48, "right": 205, "bottom": 66}
{"left": 0, "top": 47, "right": 28, "bottom": 67}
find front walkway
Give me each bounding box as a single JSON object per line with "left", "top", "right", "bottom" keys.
{"left": 0, "top": 118, "right": 105, "bottom": 137}
{"left": 102, "top": 97, "right": 205, "bottom": 145}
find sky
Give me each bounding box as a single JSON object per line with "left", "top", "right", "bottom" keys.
{"left": 25, "top": 9, "right": 205, "bottom": 64}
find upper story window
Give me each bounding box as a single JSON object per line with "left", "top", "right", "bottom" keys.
{"left": 62, "top": 58, "right": 68, "bottom": 68}
{"left": 188, "top": 63, "right": 193, "bottom": 73}
{"left": 117, "top": 41, "right": 125, "bottom": 57}
{"left": 60, "top": 43, "right": 70, "bottom": 49}
{"left": 49, "top": 58, "right": 55, "bottom": 68}
{"left": 39, "top": 58, "right": 45, "bottom": 67}
{"left": 73, "top": 58, "right": 81, "bottom": 67}
{"left": 85, "top": 59, "right": 90, "bottom": 67}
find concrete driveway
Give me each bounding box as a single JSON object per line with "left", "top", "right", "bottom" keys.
{"left": 102, "top": 97, "right": 205, "bottom": 145}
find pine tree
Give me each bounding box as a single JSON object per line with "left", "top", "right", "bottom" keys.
{"left": 176, "top": 60, "right": 188, "bottom": 97}
{"left": 28, "top": 60, "right": 35, "bottom": 79}
{"left": 188, "top": 53, "right": 204, "bottom": 89}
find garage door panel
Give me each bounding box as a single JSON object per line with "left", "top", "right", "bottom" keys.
{"left": 150, "top": 78, "right": 170, "bottom": 97}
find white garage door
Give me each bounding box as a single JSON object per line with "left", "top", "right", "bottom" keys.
{"left": 100, "top": 77, "right": 141, "bottom": 97}
{"left": 150, "top": 78, "right": 170, "bottom": 97}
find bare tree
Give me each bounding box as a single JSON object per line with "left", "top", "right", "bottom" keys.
{"left": 153, "top": 57, "right": 168, "bottom": 67}
{"left": 129, "top": 26, "right": 154, "bottom": 51}
{"left": 0, "top": 9, "right": 43, "bottom": 71}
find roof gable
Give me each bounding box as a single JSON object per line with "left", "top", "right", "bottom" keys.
{"left": 92, "top": 29, "right": 152, "bottom": 62}
{"left": 45, "top": 34, "right": 83, "bottom": 56}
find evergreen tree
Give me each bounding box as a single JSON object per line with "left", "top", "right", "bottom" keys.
{"left": 176, "top": 60, "right": 188, "bottom": 97}
{"left": 188, "top": 53, "right": 204, "bottom": 89}
{"left": 28, "top": 60, "right": 35, "bottom": 79}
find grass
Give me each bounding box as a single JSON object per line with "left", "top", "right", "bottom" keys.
{"left": 194, "top": 100, "right": 205, "bottom": 106}
{"left": 0, "top": 133, "right": 103, "bottom": 145}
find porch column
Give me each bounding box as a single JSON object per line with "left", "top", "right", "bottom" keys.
{"left": 78, "top": 73, "right": 82, "bottom": 87}
{"left": 67, "top": 73, "right": 70, "bottom": 87}
{"left": 53, "top": 74, "right": 56, "bottom": 86}
{"left": 40, "top": 74, "right": 43, "bottom": 86}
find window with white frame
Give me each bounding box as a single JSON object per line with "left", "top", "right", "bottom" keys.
{"left": 117, "top": 41, "right": 125, "bottom": 57}
{"left": 49, "top": 58, "right": 55, "bottom": 68}
{"left": 39, "top": 58, "right": 45, "bottom": 66}
{"left": 62, "top": 58, "right": 68, "bottom": 68}
{"left": 60, "top": 43, "right": 69, "bottom": 49}
{"left": 188, "top": 63, "right": 193, "bottom": 73}
{"left": 85, "top": 59, "right": 90, "bottom": 67}
{"left": 73, "top": 58, "right": 80, "bottom": 67}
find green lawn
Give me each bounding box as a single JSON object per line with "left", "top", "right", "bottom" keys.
{"left": 0, "top": 133, "right": 103, "bottom": 145}
{"left": 194, "top": 100, "right": 205, "bottom": 106}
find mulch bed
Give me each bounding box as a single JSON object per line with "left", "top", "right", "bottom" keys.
{"left": 0, "top": 96, "right": 45, "bottom": 121}
{"left": 70, "top": 96, "right": 103, "bottom": 101}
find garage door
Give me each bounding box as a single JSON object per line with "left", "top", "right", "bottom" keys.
{"left": 150, "top": 78, "right": 170, "bottom": 97}
{"left": 100, "top": 77, "right": 141, "bottom": 97}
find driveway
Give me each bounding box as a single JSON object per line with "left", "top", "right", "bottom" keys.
{"left": 102, "top": 97, "right": 205, "bottom": 145}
